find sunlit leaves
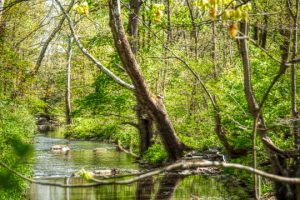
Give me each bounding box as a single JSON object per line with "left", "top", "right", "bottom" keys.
{"left": 150, "top": 3, "right": 165, "bottom": 24}
{"left": 73, "top": 2, "right": 90, "bottom": 15}
{"left": 75, "top": 168, "right": 93, "bottom": 181}
{"left": 194, "top": 0, "right": 252, "bottom": 37}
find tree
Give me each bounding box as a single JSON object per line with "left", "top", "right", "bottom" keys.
{"left": 109, "top": 0, "right": 185, "bottom": 161}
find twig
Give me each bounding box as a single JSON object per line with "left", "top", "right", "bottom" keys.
{"left": 54, "top": 0, "right": 134, "bottom": 91}
{"left": 117, "top": 140, "right": 139, "bottom": 158}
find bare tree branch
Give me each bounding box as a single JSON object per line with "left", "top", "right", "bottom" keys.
{"left": 117, "top": 140, "right": 139, "bottom": 158}
{"left": 3, "top": 160, "right": 300, "bottom": 188}
{"left": 34, "top": 1, "right": 74, "bottom": 75}
{"left": 54, "top": 0, "right": 135, "bottom": 91}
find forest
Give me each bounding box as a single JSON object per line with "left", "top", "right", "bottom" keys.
{"left": 0, "top": 0, "right": 300, "bottom": 199}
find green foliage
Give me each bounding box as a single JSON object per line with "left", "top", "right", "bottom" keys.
{"left": 65, "top": 118, "right": 117, "bottom": 140}
{"left": 74, "top": 74, "right": 133, "bottom": 115}
{"left": 0, "top": 100, "right": 35, "bottom": 200}
{"left": 143, "top": 144, "right": 168, "bottom": 164}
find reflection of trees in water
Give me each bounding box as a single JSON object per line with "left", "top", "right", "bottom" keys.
{"left": 155, "top": 174, "right": 183, "bottom": 200}
{"left": 135, "top": 173, "right": 183, "bottom": 200}
{"left": 136, "top": 177, "right": 154, "bottom": 200}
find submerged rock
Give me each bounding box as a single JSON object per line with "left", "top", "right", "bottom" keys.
{"left": 51, "top": 145, "right": 70, "bottom": 154}
{"left": 93, "top": 168, "right": 117, "bottom": 176}
{"left": 184, "top": 147, "right": 227, "bottom": 162}
{"left": 93, "top": 148, "right": 108, "bottom": 152}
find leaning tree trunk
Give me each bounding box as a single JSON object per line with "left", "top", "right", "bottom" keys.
{"left": 109, "top": 0, "right": 184, "bottom": 161}
{"left": 127, "top": 0, "right": 154, "bottom": 156}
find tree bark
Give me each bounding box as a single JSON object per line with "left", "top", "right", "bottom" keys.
{"left": 127, "top": 0, "right": 154, "bottom": 156}
{"left": 289, "top": 0, "right": 300, "bottom": 198}
{"left": 290, "top": 0, "right": 300, "bottom": 154}
{"left": 0, "top": 0, "right": 5, "bottom": 42}
{"left": 186, "top": 0, "right": 198, "bottom": 58}
{"left": 109, "top": 0, "right": 184, "bottom": 161}
{"left": 238, "top": 21, "right": 300, "bottom": 200}
{"left": 65, "top": 35, "right": 73, "bottom": 125}
{"left": 135, "top": 103, "right": 154, "bottom": 156}
{"left": 166, "top": 0, "right": 172, "bottom": 43}
{"left": 127, "top": 0, "right": 142, "bottom": 54}
{"left": 260, "top": 16, "right": 268, "bottom": 49}
{"left": 0, "top": 0, "right": 3, "bottom": 18}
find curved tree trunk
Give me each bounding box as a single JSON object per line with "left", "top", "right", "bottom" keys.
{"left": 109, "top": 0, "right": 184, "bottom": 161}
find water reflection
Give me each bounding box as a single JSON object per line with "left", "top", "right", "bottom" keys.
{"left": 29, "top": 132, "right": 250, "bottom": 199}
{"left": 136, "top": 177, "right": 153, "bottom": 200}
{"left": 155, "top": 174, "right": 183, "bottom": 200}
{"left": 32, "top": 134, "right": 138, "bottom": 178}
{"left": 29, "top": 174, "right": 250, "bottom": 200}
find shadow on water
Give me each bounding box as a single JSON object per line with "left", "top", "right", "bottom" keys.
{"left": 29, "top": 174, "right": 250, "bottom": 200}
{"left": 28, "top": 129, "right": 251, "bottom": 199}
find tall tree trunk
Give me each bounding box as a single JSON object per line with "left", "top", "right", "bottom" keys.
{"left": 290, "top": 0, "right": 300, "bottom": 155}
{"left": 289, "top": 0, "right": 300, "bottom": 197}
{"left": 211, "top": 20, "right": 246, "bottom": 157}
{"left": 253, "top": 21, "right": 259, "bottom": 42}
{"left": 186, "top": 0, "right": 198, "bottom": 58}
{"left": 0, "top": 0, "right": 4, "bottom": 25}
{"left": 127, "top": 0, "right": 154, "bottom": 156}
{"left": 238, "top": 21, "right": 300, "bottom": 200}
{"left": 128, "top": 0, "right": 142, "bottom": 54}
{"left": 0, "top": 0, "right": 5, "bottom": 42}
{"left": 135, "top": 103, "right": 154, "bottom": 156}
{"left": 65, "top": 35, "right": 73, "bottom": 125}
{"left": 109, "top": 0, "right": 184, "bottom": 161}
{"left": 0, "top": 0, "right": 3, "bottom": 17}
{"left": 166, "top": 0, "right": 172, "bottom": 43}
{"left": 260, "top": 16, "right": 268, "bottom": 49}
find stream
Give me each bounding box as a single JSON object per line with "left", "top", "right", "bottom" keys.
{"left": 28, "top": 129, "right": 251, "bottom": 199}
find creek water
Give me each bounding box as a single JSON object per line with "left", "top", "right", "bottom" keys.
{"left": 28, "top": 129, "right": 250, "bottom": 200}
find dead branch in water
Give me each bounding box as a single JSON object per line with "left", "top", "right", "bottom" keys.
{"left": 2, "top": 159, "right": 300, "bottom": 188}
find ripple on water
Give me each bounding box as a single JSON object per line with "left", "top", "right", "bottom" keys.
{"left": 32, "top": 134, "right": 139, "bottom": 178}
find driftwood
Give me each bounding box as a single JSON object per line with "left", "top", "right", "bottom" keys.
{"left": 3, "top": 159, "right": 300, "bottom": 188}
